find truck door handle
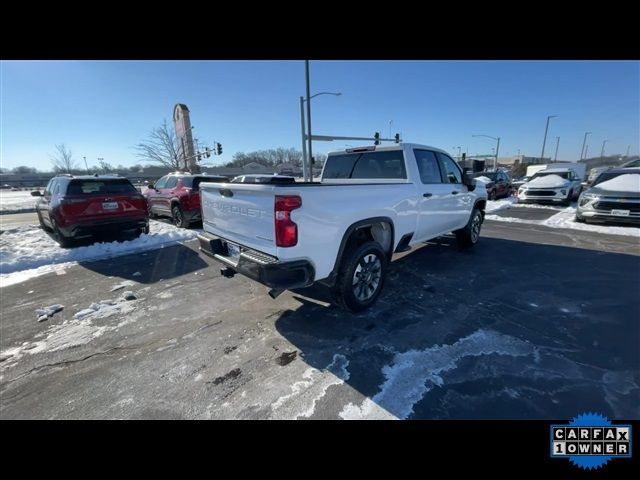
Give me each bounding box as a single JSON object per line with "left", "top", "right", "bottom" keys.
{"left": 451, "top": 191, "right": 459, "bottom": 195}
{"left": 423, "top": 193, "right": 432, "bottom": 198}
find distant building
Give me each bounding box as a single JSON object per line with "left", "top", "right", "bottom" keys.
{"left": 497, "top": 155, "right": 551, "bottom": 166}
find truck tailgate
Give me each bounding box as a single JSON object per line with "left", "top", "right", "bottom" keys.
{"left": 200, "top": 183, "right": 277, "bottom": 256}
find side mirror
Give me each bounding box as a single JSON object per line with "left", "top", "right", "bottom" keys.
{"left": 147, "top": 184, "right": 154, "bottom": 190}
{"left": 30, "top": 190, "right": 42, "bottom": 197}
{"left": 462, "top": 172, "right": 477, "bottom": 192}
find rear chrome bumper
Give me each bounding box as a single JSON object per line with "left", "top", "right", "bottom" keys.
{"left": 197, "top": 232, "right": 315, "bottom": 289}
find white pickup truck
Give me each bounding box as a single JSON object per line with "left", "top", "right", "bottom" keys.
{"left": 198, "top": 143, "right": 487, "bottom": 311}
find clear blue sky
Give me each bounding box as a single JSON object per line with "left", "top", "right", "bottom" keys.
{"left": 1, "top": 60, "right": 638, "bottom": 171}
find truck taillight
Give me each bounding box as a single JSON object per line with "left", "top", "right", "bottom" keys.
{"left": 275, "top": 195, "right": 301, "bottom": 247}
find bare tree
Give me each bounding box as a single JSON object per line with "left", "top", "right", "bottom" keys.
{"left": 135, "top": 120, "right": 181, "bottom": 170}
{"left": 50, "top": 144, "right": 77, "bottom": 173}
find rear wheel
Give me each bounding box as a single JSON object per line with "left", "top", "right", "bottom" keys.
{"left": 50, "top": 218, "right": 73, "bottom": 248}
{"left": 333, "top": 241, "right": 387, "bottom": 312}
{"left": 171, "top": 204, "right": 188, "bottom": 228}
{"left": 455, "top": 208, "right": 483, "bottom": 249}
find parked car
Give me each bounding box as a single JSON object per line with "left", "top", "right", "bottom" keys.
{"left": 511, "top": 176, "right": 530, "bottom": 191}
{"left": 230, "top": 174, "right": 295, "bottom": 184}
{"left": 575, "top": 167, "right": 640, "bottom": 224}
{"left": 32, "top": 175, "right": 149, "bottom": 247}
{"left": 621, "top": 158, "right": 640, "bottom": 168}
{"left": 144, "top": 172, "right": 229, "bottom": 227}
{"left": 197, "top": 143, "right": 487, "bottom": 311}
{"left": 517, "top": 167, "right": 583, "bottom": 205}
{"left": 587, "top": 166, "right": 611, "bottom": 184}
{"left": 471, "top": 171, "right": 511, "bottom": 200}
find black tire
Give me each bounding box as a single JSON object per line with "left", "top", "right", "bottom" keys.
{"left": 574, "top": 213, "right": 586, "bottom": 223}
{"left": 489, "top": 190, "right": 497, "bottom": 201}
{"left": 562, "top": 190, "right": 573, "bottom": 206}
{"left": 141, "top": 224, "right": 150, "bottom": 235}
{"left": 455, "top": 208, "right": 483, "bottom": 249}
{"left": 333, "top": 241, "right": 387, "bottom": 312}
{"left": 171, "top": 204, "right": 188, "bottom": 228}
{"left": 37, "top": 210, "right": 51, "bottom": 231}
{"left": 50, "top": 218, "right": 73, "bottom": 248}
{"left": 147, "top": 203, "right": 157, "bottom": 219}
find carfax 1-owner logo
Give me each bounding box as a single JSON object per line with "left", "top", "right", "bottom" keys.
{"left": 550, "top": 412, "right": 632, "bottom": 469}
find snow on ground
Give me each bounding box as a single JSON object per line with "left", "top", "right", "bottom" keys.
{"left": 595, "top": 173, "right": 640, "bottom": 192}
{"left": 1, "top": 294, "right": 139, "bottom": 364}
{"left": 0, "top": 190, "right": 37, "bottom": 214}
{"left": 339, "top": 329, "right": 535, "bottom": 420}
{"left": 0, "top": 221, "right": 199, "bottom": 287}
{"left": 486, "top": 206, "right": 640, "bottom": 237}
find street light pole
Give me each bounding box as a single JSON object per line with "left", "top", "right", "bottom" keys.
{"left": 540, "top": 115, "right": 557, "bottom": 163}
{"left": 554, "top": 136, "right": 560, "bottom": 162}
{"left": 305, "top": 61, "right": 313, "bottom": 182}
{"left": 84, "top": 156, "right": 89, "bottom": 174}
{"left": 580, "top": 131, "right": 591, "bottom": 161}
{"left": 472, "top": 134, "right": 500, "bottom": 171}
{"left": 600, "top": 139, "right": 608, "bottom": 161}
{"left": 626, "top": 145, "right": 631, "bottom": 158}
{"left": 299, "top": 96, "right": 308, "bottom": 181}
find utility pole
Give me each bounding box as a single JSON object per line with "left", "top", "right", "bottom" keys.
{"left": 625, "top": 145, "right": 631, "bottom": 158}
{"left": 584, "top": 144, "right": 589, "bottom": 160}
{"left": 305, "top": 60, "right": 312, "bottom": 182}
{"left": 540, "top": 115, "right": 557, "bottom": 163}
{"left": 554, "top": 136, "right": 560, "bottom": 162}
{"left": 580, "top": 131, "right": 591, "bottom": 160}
{"left": 83, "top": 156, "right": 89, "bottom": 174}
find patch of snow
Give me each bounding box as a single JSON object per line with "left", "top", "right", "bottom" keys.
{"left": 35, "top": 304, "right": 64, "bottom": 321}
{"left": 271, "top": 354, "right": 350, "bottom": 420}
{"left": 527, "top": 174, "right": 568, "bottom": 188}
{"left": 339, "top": 330, "right": 534, "bottom": 420}
{"left": 474, "top": 176, "right": 492, "bottom": 183}
{"left": 110, "top": 280, "right": 136, "bottom": 292}
{"left": 0, "top": 190, "right": 37, "bottom": 213}
{"left": 486, "top": 197, "right": 517, "bottom": 213}
{"left": 132, "top": 271, "right": 141, "bottom": 277}
{"left": 1, "top": 296, "right": 138, "bottom": 364}
{"left": 0, "top": 221, "right": 199, "bottom": 286}
{"left": 485, "top": 207, "right": 640, "bottom": 237}
{"left": 595, "top": 173, "right": 640, "bottom": 192}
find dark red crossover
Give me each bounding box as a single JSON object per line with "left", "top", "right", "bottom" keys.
{"left": 32, "top": 175, "right": 149, "bottom": 247}
{"left": 144, "top": 173, "right": 229, "bottom": 228}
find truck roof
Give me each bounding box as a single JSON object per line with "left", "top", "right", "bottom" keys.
{"left": 327, "top": 142, "right": 450, "bottom": 156}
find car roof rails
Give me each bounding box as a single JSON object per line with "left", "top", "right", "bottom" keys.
{"left": 56, "top": 173, "right": 73, "bottom": 177}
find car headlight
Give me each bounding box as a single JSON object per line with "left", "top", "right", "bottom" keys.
{"left": 579, "top": 193, "right": 600, "bottom": 207}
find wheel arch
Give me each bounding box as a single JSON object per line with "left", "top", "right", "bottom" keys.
{"left": 323, "top": 216, "right": 395, "bottom": 287}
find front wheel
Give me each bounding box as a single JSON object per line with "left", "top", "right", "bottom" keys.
{"left": 333, "top": 241, "right": 387, "bottom": 312}
{"left": 489, "top": 190, "right": 497, "bottom": 201}
{"left": 562, "top": 190, "right": 573, "bottom": 206}
{"left": 455, "top": 208, "right": 483, "bottom": 249}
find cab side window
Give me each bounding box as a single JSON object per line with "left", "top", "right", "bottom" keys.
{"left": 437, "top": 153, "right": 462, "bottom": 184}
{"left": 414, "top": 149, "right": 443, "bottom": 184}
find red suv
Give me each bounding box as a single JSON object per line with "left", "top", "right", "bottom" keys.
{"left": 32, "top": 175, "right": 149, "bottom": 247}
{"left": 144, "top": 173, "right": 229, "bottom": 228}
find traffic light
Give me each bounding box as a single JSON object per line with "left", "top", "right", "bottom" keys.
{"left": 216, "top": 142, "right": 222, "bottom": 155}
{"left": 205, "top": 147, "right": 211, "bottom": 158}
{"left": 394, "top": 133, "right": 400, "bottom": 143}
{"left": 197, "top": 154, "right": 202, "bottom": 162}
{"left": 374, "top": 132, "right": 380, "bottom": 145}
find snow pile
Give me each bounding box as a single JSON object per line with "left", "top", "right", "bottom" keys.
{"left": 0, "top": 190, "right": 38, "bottom": 213}
{"left": 474, "top": 176, "right": 492, "bottom": 183}
{"left": 35, "top": 304, "right": 64, "bottom": 322}
{"left": 0, "top": 220, "right": 199, "bottom": 285}
{"left": 485, "top": 207, "right": 640, "bottom": 237}
{"left": 486, "top": 197, "right": 517, "bottom": 213}
{"left": 527, "top": 174, "right": 567, "bottom": 188}
{"left": 595, "top": 173, "right": 640, "bottom": 192}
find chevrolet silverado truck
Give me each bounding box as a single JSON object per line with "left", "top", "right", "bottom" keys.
{"left": 197, "top": 143, "right": 487, "bottom": 311}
